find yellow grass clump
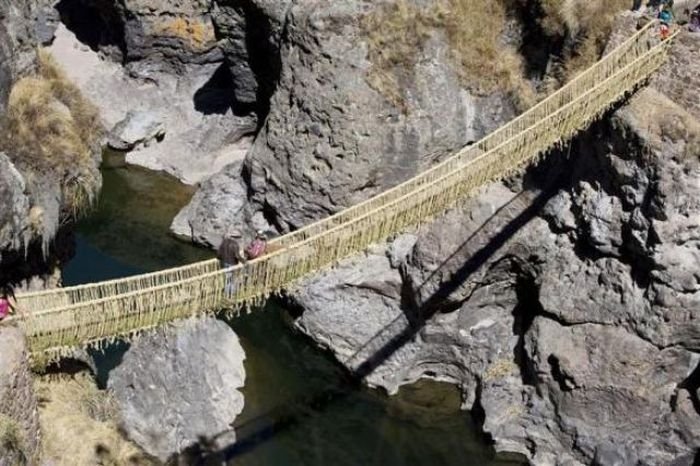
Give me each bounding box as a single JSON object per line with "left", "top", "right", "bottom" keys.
{"left": 36, "top": 373, "right": 154, "bottom": 466}
{"left": 155, "top": 17, "right": 216, "bottom": 50}
{"left": 0, "top": 50, "right": 103, "bottom": 218}
{"left": 0, "top": 414, "right": 27, "bottom": 463}
{"left": 362, "top": 0, "right": 535, "bottom": 112}
{"left": 537, "top": 0, "right": 631, "bottom": 80}
{"left": 483, "top": 359, "right": 518, "bottom": 381}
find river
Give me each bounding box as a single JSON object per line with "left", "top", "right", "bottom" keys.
{"left": 61, "top": 156, "right": 518, "bottom": 466}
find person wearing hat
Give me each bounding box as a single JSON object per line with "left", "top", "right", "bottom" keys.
{"left": 218, "top": 231, "right": 246, "bottom": 298}
{"left": 0, "top": 284, "right": 16, "bottom": 321}
{"left": 245, "top": 230, "right": 268, "bottom": 260}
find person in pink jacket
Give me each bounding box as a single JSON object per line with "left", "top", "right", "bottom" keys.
{"left": 0, "top": 286, "right": 15, "bottom": 320}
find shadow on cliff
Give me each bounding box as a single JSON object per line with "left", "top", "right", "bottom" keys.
{"left": 188, "top": 164, "right": 565, "bottom": 465}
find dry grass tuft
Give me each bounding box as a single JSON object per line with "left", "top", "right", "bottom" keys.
{"left": 0, "top": 50, "right": 103, "bottom": 219}
{"left": 0, "top": 414, "right": 27, "bottom": 462}
{"left": 362, "top": 0, "right": 534, "bottom": 111}
{"left": 537, "top": 0, "right": 631, "bottom": 80}
{"left": 36, "top": 373, "right": 154, "bottom": 466}
{"left": 483, "top": 358, "right": 518, "bottom": 381}
{"left": 155, "top": 17, "right": 215, "bottom": 49}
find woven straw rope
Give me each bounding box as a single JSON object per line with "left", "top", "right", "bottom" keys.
{"left": 9, "top": 23, "right": 675, "bottom": 359}
{"left": 14, "top": 21, "right": 659, "bottom": 314}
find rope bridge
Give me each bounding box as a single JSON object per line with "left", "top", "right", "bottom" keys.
{"left": 7, "top": 22, "right": 676, "bottom": 361}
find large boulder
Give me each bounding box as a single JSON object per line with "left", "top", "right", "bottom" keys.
{"left": 175, "top": 0, "right": 518, "bottom": 243}
{"left": 108, "top": 110, "right": 165, "bottom": 151}
{"left": 170, "top": 160, "right": 253, "bottom": 247}
{"left": 108, "top": 317, "right": 246, "bottom": 462}
{"left": 212, "top": 0, "right": 291, "bottom": 110}
{"left": 0, "top": 326, "right": 41, "bottom": 466}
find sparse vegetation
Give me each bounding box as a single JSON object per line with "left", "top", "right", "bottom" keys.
{"left": 533, "top": 0, "right": 630, "bottom": 82}
{"left": 155, "top": 17, "right": 215, "bottom": 49}
{"left": 0, "top": 50, "right": 103, "bottom": 219}
{"left": 36, "top": 373, "right": 154, "bottom": 466}
{"left": 362, "top": 0, "right": 534, "bottom": 112}
{"left": 362, "top": 0, "right": 631, "bottom": 111}
{"left": 0, "top": 414, "right": 27, "bottom": 463}
{"left": 483, "top": 358, "right": 518, "bottom": 381}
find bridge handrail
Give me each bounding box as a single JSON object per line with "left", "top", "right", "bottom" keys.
{"left": 18, "top": 22, "right": 655, "bottom": 312}
{"left": 14, "top": 21, "right": 658, "bottom": 314}
{"left": 13, "top": 28, "right": 674, "bottom": 357}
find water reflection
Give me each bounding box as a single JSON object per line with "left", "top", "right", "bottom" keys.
{"left": 66, "top": 152, "right": 211, "bottom": 277}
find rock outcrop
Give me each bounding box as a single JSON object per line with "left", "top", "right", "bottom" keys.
{"left": 290, "top": 25, "right": 700, "bottom": 465}
{"left": 0, "top": 153, "right": 32, "bottom": 253}
{"left": 0, "top": 326, "right": 41, "bottom": 466}
{"left": 0, "top": 0, "right": 95, "bottom": 286}
{"left": 174, "top": 0, "right": 518, "bottom": 242}
{"left": 47, "top": 23, "right": 255, "bottom": 185}
{"left": 108, "top": 317, "right": 246, "bottom": 463}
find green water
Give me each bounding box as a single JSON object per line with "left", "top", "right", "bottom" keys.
{"left": 63, "top": 159, "right": 517, "bottom": 465}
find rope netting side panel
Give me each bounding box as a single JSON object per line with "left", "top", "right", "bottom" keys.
{"left": 15, "top": 260, "right": 220, "bottom": 314}
{"left": 12, "top": 21, "right": 661, "bottom": 313}
{"left": 265, "top": 21, "right": 662, "bottom": 249}
{"left": 16, "top": 32, "right": 674, "bottom": 358}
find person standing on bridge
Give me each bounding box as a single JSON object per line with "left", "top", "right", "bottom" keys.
{"left": 0, "top": 285, "right": 16, "bottom": 321}
{"left": 218, "top": 231, "right": 246, "bottom": 298}
{"left": 689, "top": 4, "right": 700, "bottom": 31}
{"left": 245, "top": 230, "right": 268, "bottom": 261}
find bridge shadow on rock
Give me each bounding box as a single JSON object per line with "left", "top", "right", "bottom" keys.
{"left": 189, "top": 167, "right": 566, "bottom": 465}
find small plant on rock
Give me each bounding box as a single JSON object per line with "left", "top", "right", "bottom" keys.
{"left": 0, "top": 414, "right": 27, "bottom": 464}
{"left": 0, "top": 49, "right": 103, "bottom": 219}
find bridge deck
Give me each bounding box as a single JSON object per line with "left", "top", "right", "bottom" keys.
{"left": 6, "top": 22, "right": 676, "bottom": 361}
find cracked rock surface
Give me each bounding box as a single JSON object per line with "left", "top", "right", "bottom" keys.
{"left": 291, "top": 30, "right": 700, "bottom": 465}
{"left": 108, "top": 317, "right": 246, "bottom": 462}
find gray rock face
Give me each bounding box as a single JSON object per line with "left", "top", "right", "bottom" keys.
{"left": 291, "top": 30, "right": 700, "bottom": 465}
{"left": 56, "top": 0, "right": 220, "bottom": 70}
{"left": 213, "top": 0, "right": 291, "bottom": 109}
{"left": 244, "top": 1, "right": 515, "bottom": 232}
{"left": 175, "top": 0, "right": 517, "bottom": 242}
{"left": 108, "top": 317, "right": 246, "bottom": 462}
{"left": 0, "top": 326, "right": 41, "bottom": 466}
{"left": 0, "top": 0, "right": 43, "bottom": 110}
{"left": 0, "top": 153, "right": 32, "bottom": 252}
{"left": 170, "top": 162, "right": 251, "bottom": 247}
{"left": 108, "top": 110, "right": 165, "bottom": 151}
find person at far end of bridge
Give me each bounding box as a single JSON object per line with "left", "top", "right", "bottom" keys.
{"left": 218, "top": 231, "right": 247, "bottom": 298}
{"left": 0, "top": 285, "right": 16, "bottom": 320}
{"left": 689, "top": 4, "right": 700, "bottom": 31}
{"left": 658, "top": 4, "right": 674, "bottom": 39}
{"left": 245, "top": 230, "right": 268, "bottom": 261}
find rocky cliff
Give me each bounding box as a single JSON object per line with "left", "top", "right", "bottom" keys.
{"left": 164, "top": 2, "right": 699, "bottom": 463}
{"left": 173, "top": 0, "right": 520, "bottom": 245}
{"left": 0, "top": 0, "right": 102, "bottom": 288}
{"left": 1, "top": 0, "right": 698, "bottom": 464}
{"left": 108, "top": 317, "right": 246, "bottom": 462}
{"left": 291, "top": 19, "right": 700, "bottom": 465}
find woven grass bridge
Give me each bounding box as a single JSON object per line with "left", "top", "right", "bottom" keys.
{"left": 7, "top": 22, "right": 676, "bottom": 360}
